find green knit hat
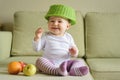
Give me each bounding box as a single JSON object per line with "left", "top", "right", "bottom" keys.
{"left": 45, "top": 4, "right": 76, "bottom": 25}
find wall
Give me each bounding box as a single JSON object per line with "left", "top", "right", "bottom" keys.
{"left": 0, "top": 0, "right": 120, "bottom": 26}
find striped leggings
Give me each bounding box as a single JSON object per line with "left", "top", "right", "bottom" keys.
{"left": 36, "top": 57, "right": 59, "bottom": 75}
{"left": 36, "top": 57, "right": 89, "bottom": 76}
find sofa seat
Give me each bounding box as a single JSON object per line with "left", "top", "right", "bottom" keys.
{"left": 0, "top": 56, "right": 93, "bottom": 80}
{"left": 85, "top": 12, "right": 120, "bottom": 80}
{"left": 0, "top": 72, "right": 93, "bottom": 80}
{"left": 87, "top": 58, "right": 120, "bottom": 80}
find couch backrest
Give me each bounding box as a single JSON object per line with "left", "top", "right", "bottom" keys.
{"left": 0, "top": 31, "right": 12, "bottom": 60}
{"left": 11, "top": 11, "right": 85, "bottom": 57}
{"left": 85, "top": 12, "right": 120, "bottom": 58}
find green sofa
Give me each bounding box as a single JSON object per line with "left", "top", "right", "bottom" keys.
{"left": 0, "top": 11, "right": 120, "bottom": 80}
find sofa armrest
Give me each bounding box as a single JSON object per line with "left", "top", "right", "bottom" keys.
{"left": 0, "top": 31, "right": 12, "bottom": 60}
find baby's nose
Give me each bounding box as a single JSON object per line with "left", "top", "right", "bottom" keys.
{"left": 54, "top": 21, "right": 58, "bottom": 25}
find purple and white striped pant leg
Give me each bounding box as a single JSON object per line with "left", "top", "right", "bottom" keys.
{"left": 36, "top": 57, "right": 59, "bottom": 75}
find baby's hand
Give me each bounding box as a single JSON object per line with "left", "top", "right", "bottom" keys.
{"left": 69, "top": 46, "right": 78, "bottom": 57}
{"left": 34, "top": 27, "right": 44, "bottom": 41}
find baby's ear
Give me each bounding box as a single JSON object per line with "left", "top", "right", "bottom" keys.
{"left": 67, "top": 23, "right": 71, "bottom": 29}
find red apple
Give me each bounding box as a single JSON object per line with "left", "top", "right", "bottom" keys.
{"left": 19, "top": 61, "right": 27, "bottom": 72}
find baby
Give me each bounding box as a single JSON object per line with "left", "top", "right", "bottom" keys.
{"left": 33, "top": 4, "right": 89, "bottom": 76}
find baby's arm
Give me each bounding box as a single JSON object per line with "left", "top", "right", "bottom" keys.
{"left": 34, "top": 28, "right": 44, "bottom": 42}
{"left": 33, "top": 27, "right": 44, "bottom": 52}
{"left": 69, "top": 46, "right": 79, "bottom": 57}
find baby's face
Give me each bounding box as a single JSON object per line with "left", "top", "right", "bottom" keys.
{"left": 48, "top": 16, "right": 70, "bottom": 36}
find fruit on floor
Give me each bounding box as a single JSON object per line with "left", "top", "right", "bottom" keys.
{"left": 23, "top": 64, "right": 36, "bottom": 76}
{"left": 19, "top": 61, "right": 27, "bottom": 72}
{"left": 8, "top": 61, "right": 22, "bottom": 74}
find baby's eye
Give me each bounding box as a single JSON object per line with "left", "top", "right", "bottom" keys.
{"left": 49, "top": 20, "right": 55, "bottom": 22}
{"left": 58, "top": 20, "right": 62, "bottom": 23}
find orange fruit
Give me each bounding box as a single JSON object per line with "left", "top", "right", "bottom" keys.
{"left": 8, "top": 61, "right": 22, "bottom": 74}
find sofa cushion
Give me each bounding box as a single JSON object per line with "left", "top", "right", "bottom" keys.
{"left": 0, "top": 31, "right": 12, "bottom": 60}
{"left": 85, "top": 12, "right": 120, "bottom": 58}
{"left": 11, "top": 11, "right": 85, "bottom": 57}
{"left": 87, "top": 58, "right": 120, "bottom": 80}
{"left": 0, "top": 74, "right": 93, "bottom": 80}
{"left": 11, "top": 11, "right": 46, "bottom": 56}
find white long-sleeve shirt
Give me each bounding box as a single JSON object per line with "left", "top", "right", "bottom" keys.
{"left": 33, "top": 32, "right": 78, "bottom": 67}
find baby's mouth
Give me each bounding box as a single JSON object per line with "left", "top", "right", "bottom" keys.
{"left": 52, "top": 27, "right": 60, "bottom": 30}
